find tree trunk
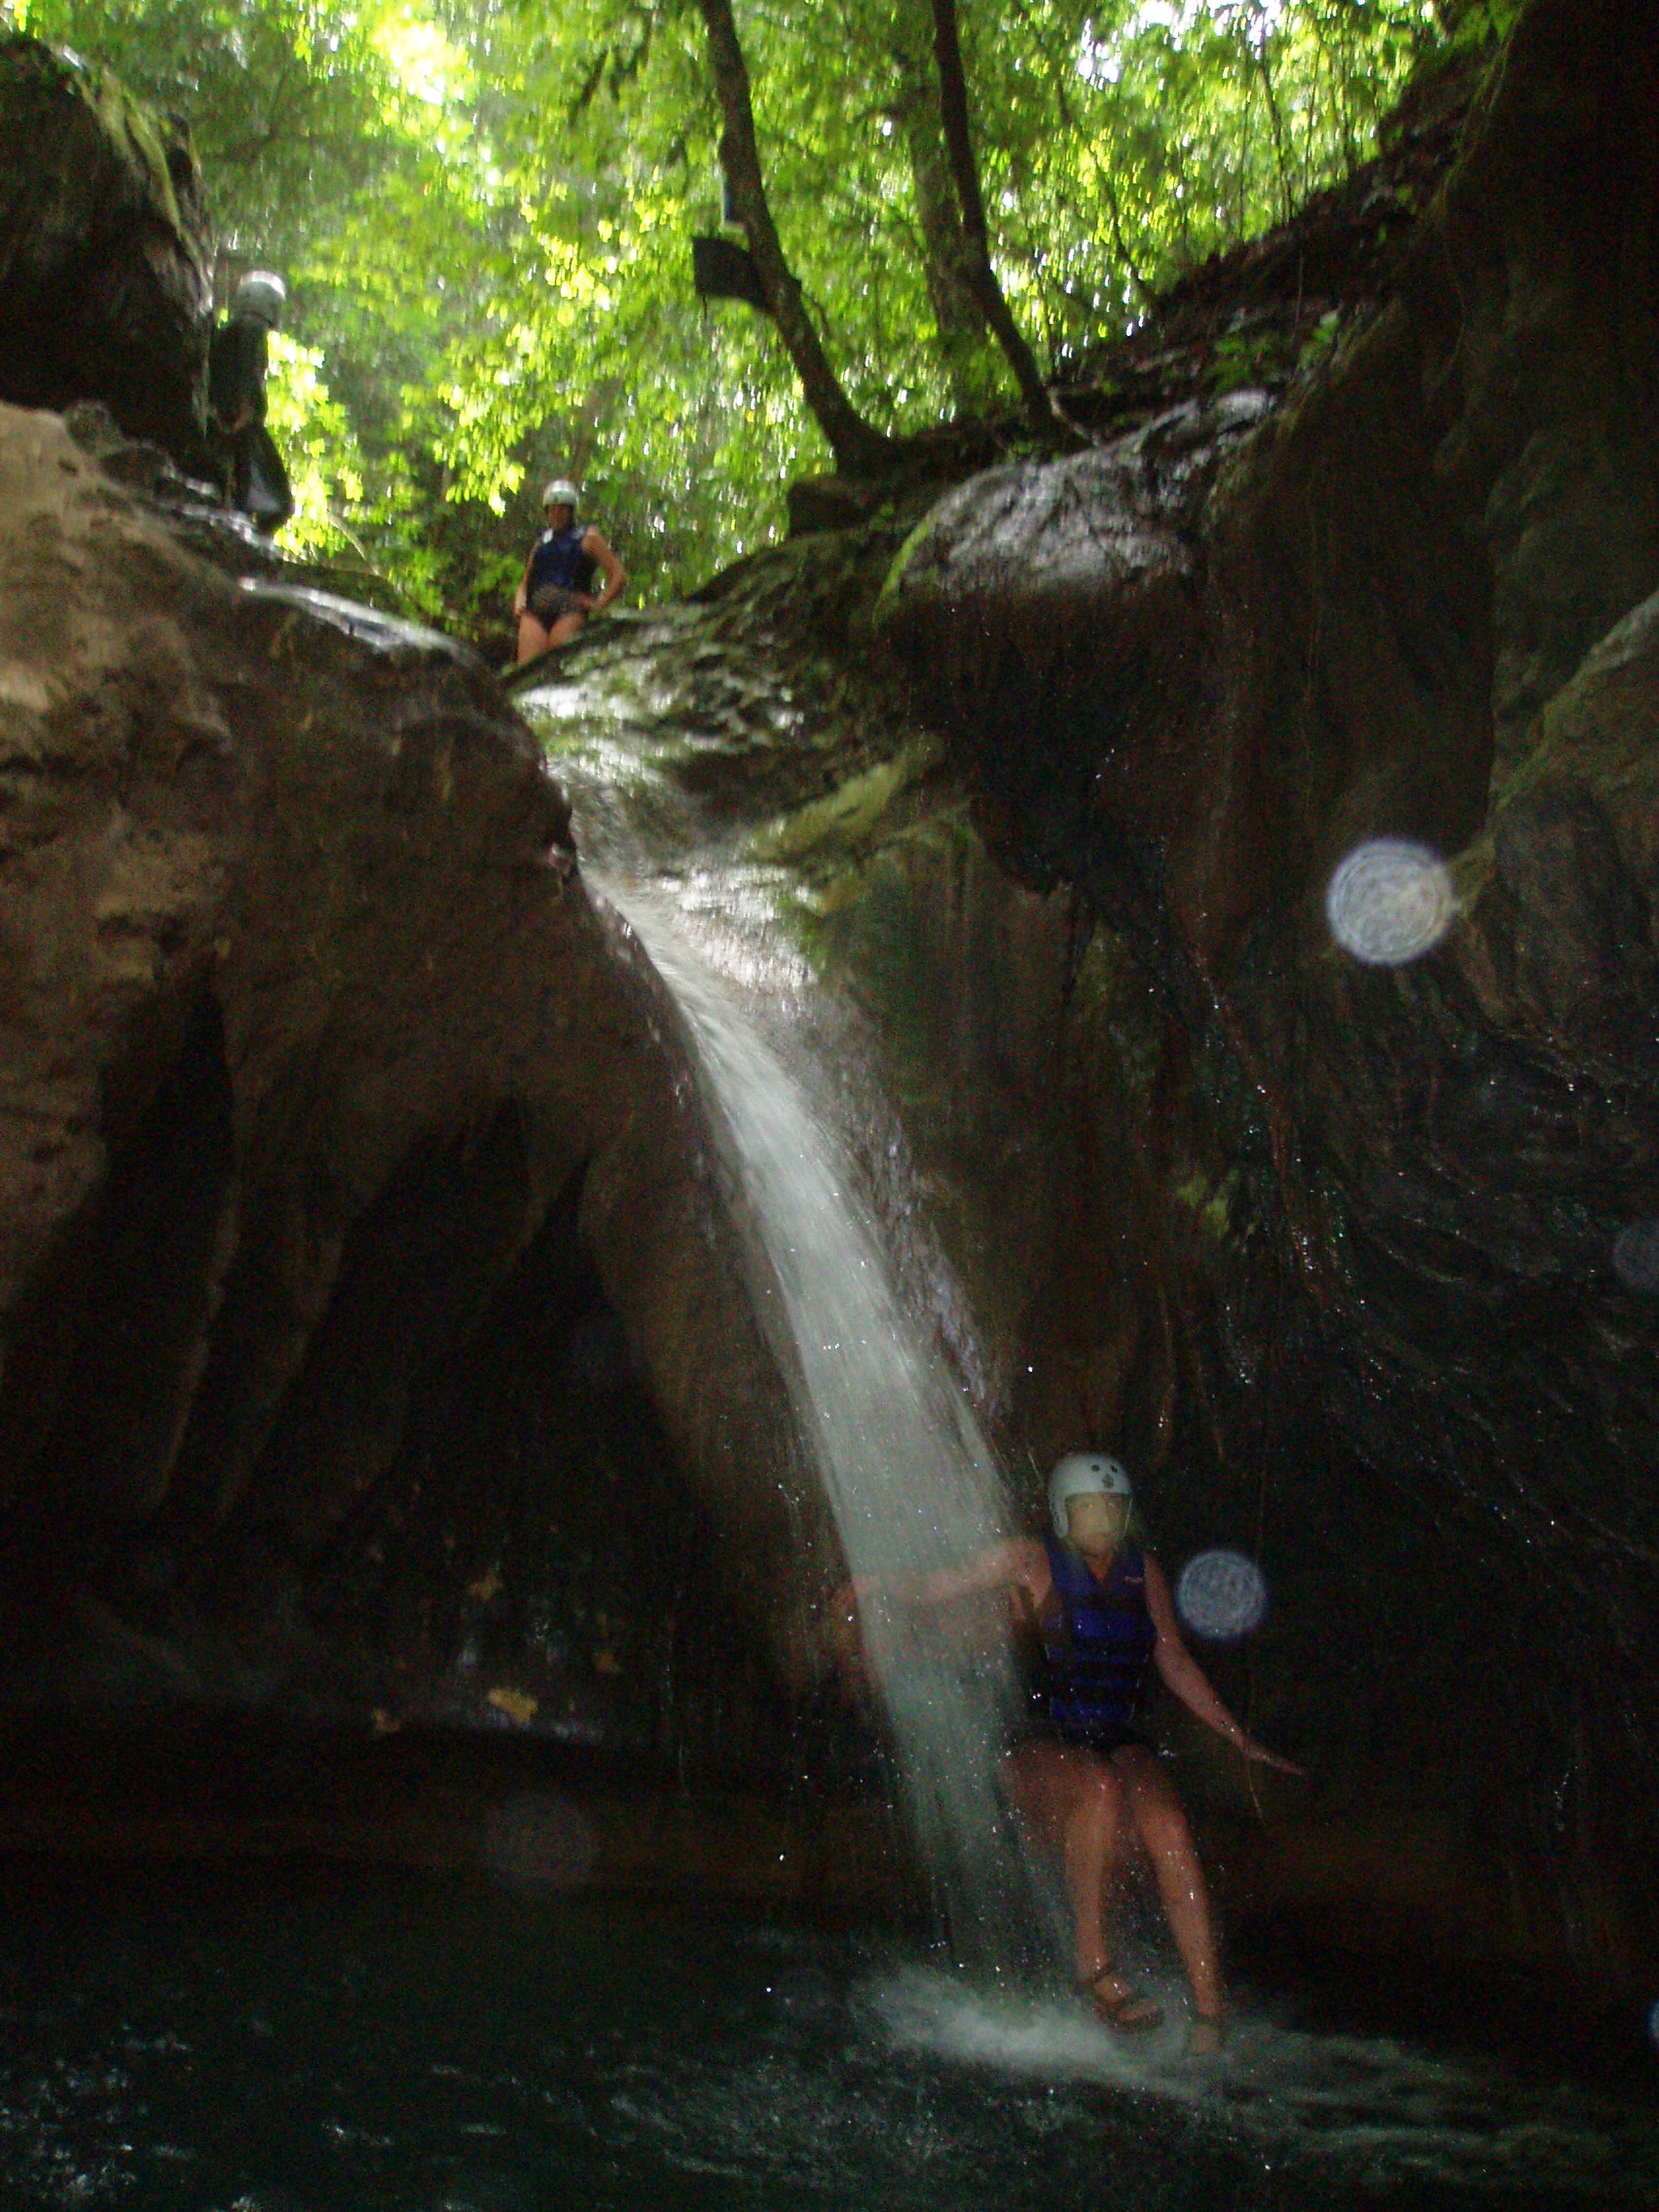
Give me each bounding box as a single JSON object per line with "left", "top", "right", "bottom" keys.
{"left": 928, "top": 0, "right": 1051, "bottom": 432}
{"left": 891, "top": 0, "right": 994, "bottom": 412}
{"left": 695, "top": 0, "right": 894, "bottom": 476}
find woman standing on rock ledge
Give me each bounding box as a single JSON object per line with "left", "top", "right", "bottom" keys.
{"left": 513, "top": 478, "right": 628, "bottom": 664}
{"left": 837, "top": 1452, "right": 1301, "bottom": 2052}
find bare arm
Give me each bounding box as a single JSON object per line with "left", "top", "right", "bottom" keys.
{"left": 581, "top": 530, "right": 627, "bottom": 613}
{"left": 838, "top": 1536, "right": 1047, "bottom": 1613}
{"left": 1145, "top": 1558, "right": 1304, "bottom": 1774}
{"left": 512, "top": 546, "right": 535, "bottom": 618}
{"left": 909, "top": 1536, "right": 1046, "bottom": 1606}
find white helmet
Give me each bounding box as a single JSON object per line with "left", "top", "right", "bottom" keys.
{"left": 234, "top": 270, "right": 286, "bottom": 328}
{"left": 540, "top": 477, "right": 579, "bottom": 508}
{"left": 1049, "top": 1452, "right": 1133, "bottom": 1538}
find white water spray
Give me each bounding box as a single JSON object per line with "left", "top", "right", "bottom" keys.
{"left": 603, "top": 880, "right": 1047, "bottom": 1972}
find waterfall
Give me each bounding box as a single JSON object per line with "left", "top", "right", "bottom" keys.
{"left": 602, "top": 879, "right": 1048, "bottom": 1975}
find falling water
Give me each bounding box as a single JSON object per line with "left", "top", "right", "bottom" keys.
{"left": 602, "top": 878, "right": 1049, "bottom": 1975}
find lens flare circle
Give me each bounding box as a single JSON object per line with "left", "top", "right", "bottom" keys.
{"left": 1325, "top": 838, "right": 1455, "bottom": 966}
{"left": 1612, "top": 1222, "right": 1659, "bottom": 1295}
{"left": 1175, "top": 1548, "right": 1269, "bottom": 1641}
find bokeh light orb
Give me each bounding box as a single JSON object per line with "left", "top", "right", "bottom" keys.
{"left": 1612, "top": 1222, "right": 1659, "bottom": 1294}
{"left": 1175, "top": 1548, "right": 1269, "bottom": 1641}
{"left": 1325, "top": 838, "right": 1456, "bottom": 966}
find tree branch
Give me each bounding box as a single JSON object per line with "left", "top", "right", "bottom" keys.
{"left": 928, "top": 0, "right": 1051, "bottom": 431}
{"left": 694, "top": 0, "right": 894, "bottom": 475}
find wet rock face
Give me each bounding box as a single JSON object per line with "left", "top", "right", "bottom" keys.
{"left": 0, "top": 0, "right": 1652, "bottom": 1974}
{"left": 883, "top": 358, "right": 1493, "bottom": 973}
{"left": 871, "top": 0, "right": 1659, "bottom": 1971}
{"left": 0, "top": 402, "right": 827, "bottom": 1763}
{"left": 879, "top": 393, "right": 1283, "bottom": 965}
{"left": 0, "top": 36, "right": 211, "bottom": 461}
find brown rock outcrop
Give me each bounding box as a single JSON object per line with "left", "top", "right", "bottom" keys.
{"left": 0, "top": 402, "right": 829, "bottom": 1739}
{"left": 0, "top": 36, "right": 211, "bottom": 461}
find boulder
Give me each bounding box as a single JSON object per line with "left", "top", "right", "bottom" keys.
{"left": 0, "top": 35, "right": 211, "bottom": 461}
{"left": 0, "top": 401, "right": 831, "bottom": 1751}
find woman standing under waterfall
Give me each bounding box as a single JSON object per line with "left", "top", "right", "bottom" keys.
{"left": 837, "top": 1452, "right": 1300, "bottom": 2052}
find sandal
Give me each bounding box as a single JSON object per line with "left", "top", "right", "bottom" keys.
{"left": 1078, "top": 1965, "right": 1162, "bottom": 2034}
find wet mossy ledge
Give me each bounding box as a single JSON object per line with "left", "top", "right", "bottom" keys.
{"left": 0, "top": 0, "right": 1656, "bottom": 2016}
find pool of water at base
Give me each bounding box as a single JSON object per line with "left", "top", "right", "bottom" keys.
{"left": 0, "top": 1853, "right": 1652, "bottom": 2212}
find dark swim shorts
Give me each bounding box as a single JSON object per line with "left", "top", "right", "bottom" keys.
{"left": 1006, "top": 1725, "right": 1148, "bottom": 1759}
{"left": 528, "top": 582, "right": 585, "bottom": 624}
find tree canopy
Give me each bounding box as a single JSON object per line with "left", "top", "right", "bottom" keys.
{"left": 3, "top": 0, "right": 1508, "bottom": 631}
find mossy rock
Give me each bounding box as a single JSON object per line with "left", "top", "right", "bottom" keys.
{"left": 0, "top": 34, "right": 211, "bottom": 459}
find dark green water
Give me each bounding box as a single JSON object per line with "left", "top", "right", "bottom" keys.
{"left": 0, "top": 1842, "right": 1652, "bottom": 2211}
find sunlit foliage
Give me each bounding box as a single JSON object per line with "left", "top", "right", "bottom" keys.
{"left": 264, "top": 332, "right": 366, "bottom": 560}
{"left": 7, "top": 0, "right": 1493, "bottom": 621}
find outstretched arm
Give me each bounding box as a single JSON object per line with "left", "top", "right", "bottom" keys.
{"left": 837, "top": 1536, "right": 1045, "bottom": 1613}
{"left": 1145, "top": 1558, "right": 1304, "bottom": 1774}
{"left": 830, "top": 1537, "right": 1042, "bottom": 1684}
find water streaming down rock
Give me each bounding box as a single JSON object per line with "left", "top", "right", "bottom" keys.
{"left": 601, "top": 877, "right": 1050, "bottom": 1975}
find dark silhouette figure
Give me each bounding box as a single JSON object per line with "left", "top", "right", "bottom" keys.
{"left": 207, "top": 270, "right": 294, "bottom": 535}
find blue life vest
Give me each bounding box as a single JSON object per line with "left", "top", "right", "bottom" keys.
{"left": 528, "top": 523, "right": 590, "bottom": 595}
{"left": 1040, "top": 1536, "right": 1157, "bottom": 1746}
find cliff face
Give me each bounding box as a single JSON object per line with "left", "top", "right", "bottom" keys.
{"left": 503, "top": 0, "right": 1659, "bottom": 1979}
{"left": 2, "top": 0, "right": 1657, "bottom": 1997}
{"left": 0, "top": 403, "right": 836, "bottom": 1764}
{"left": 870, "top": 0, "right": 1659, "bottom": 1973}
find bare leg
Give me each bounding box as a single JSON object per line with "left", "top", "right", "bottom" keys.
{"left": 543, "top": 609, "right": 587, "bottom": 647}
{"left": 516, "top": 611, "right": 552, "bottom": 664}
{"left": 1003, "top": 1743, "right": 1148, "bottom": 2016}
{"left": 1061, "top": 1763, "right": 1124, "bottom": 1987}
{"left": 1114, "top": 1747, "right": 1223, "bottom": 2032}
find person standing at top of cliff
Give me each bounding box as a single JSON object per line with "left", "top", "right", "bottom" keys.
{"left": 206, "top": 270, "right": 294, "bottom": 535}
{"left": 513, "top": 479, "right": 627, "bottom": 664}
